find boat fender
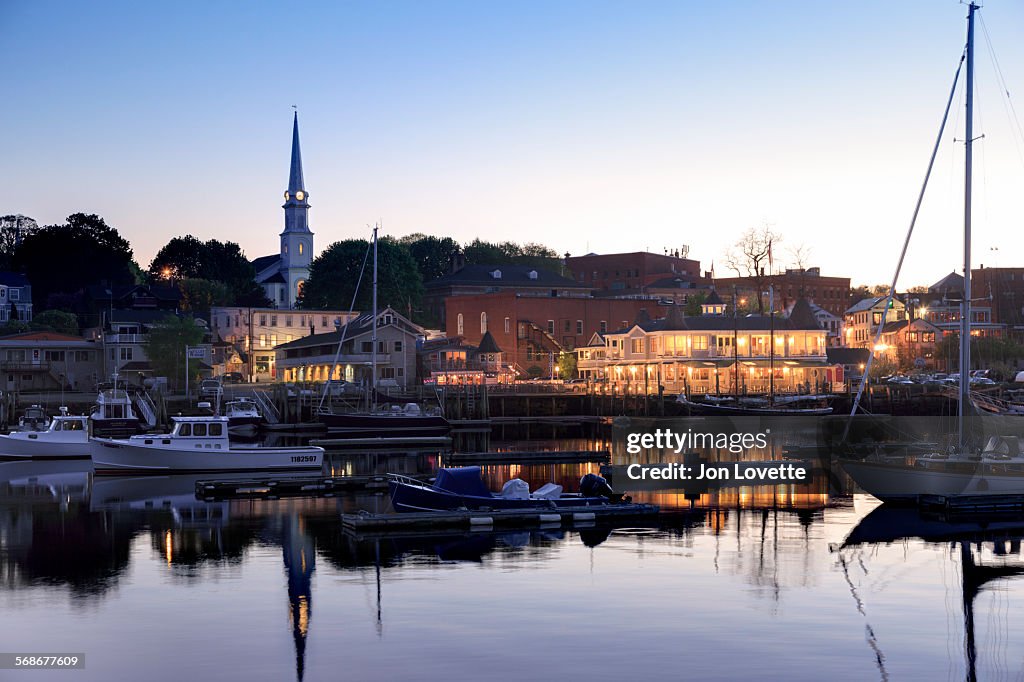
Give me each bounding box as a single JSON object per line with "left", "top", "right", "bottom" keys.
{"left": 573, "top": 512, "right": 596, "bottom": 523}
{"left": 470, "top": 516, "right": 493, "bottom": 526}
{"left": 538, "top": 514, "right": 561, "bottom": 523}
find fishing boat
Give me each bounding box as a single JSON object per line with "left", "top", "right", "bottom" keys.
{"left": 90, "top": 383, "right": 143, "bottom": 438}
{"left": 0, "top": 408, "right": 90, "bottom": 460}
{"left": 15, "top": 404, "right": 51, "bottom": 432}
{"left": 90, "top": 415, "right": 324, "bottom": 475}
{"left": 223, "top": 397, "right": 266, "bottom": 437}
{"left": 388, "top": 466, "right": 624, "bottom": 512}
{"left": 840, "top": 2, "right": 1023, "bottom": 503}
{"left": 317, "top": 225, "right": 451, "bottom": 438}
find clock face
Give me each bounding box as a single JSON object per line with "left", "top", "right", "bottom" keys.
{"left": 295, "top": 191, "right": 305, "bottom": 201}
{"left": 284, "top": 191, "right": 290, "bottom": 201}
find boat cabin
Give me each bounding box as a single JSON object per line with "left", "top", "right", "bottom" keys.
{"left": 171, "top": 417, "right": 228, "bottom": 439}
{"left": 50, "top": 415, "right": 88, "bottom": 432}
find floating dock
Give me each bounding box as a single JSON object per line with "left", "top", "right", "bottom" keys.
{"left": 919, "top": 494, "right": 1024, "bottom": 515}
{"left": 444, "top": 449, "right": 610, "bottom": 465}
{"left": 341, "top": 503, "right": 659, "bottom": 532}
{"left": 195, "top": 474, "right": 432, "bottom": 500}
{"left": 310, "top": 435, "right": 452, "bottom": 449}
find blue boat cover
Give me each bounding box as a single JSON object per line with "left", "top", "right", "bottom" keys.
{"left": 434, "top": 467, "right": 492, "bottom": 497}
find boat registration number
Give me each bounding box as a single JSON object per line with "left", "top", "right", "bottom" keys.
{"left": 291, "top": 455, "right": 318, "bottom": 463}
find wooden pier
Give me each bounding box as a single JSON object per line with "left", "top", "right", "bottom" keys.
{"left": 195, "top": 474, "right": 432, "bottom": 500}
{"left": 444, "top": 449, "right": 610, "bottom": 465}
{"left": 310, "top": 435, "right": 452, "bottom": 449}
{"left": 341, "top": 503, "right": 659, "bottom": 532}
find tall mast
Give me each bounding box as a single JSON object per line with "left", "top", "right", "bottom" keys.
{"left": 768, "top": 285, "right": 775, "bottom": 404}
{"left": 960, "top": 2, "right": 977, "bottom": 448}
{"left": 371, "top": 225, "right": 378, "bottom": 410}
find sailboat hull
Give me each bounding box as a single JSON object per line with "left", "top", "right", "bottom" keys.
{"left": 840, "top": 458, "right": 1024, "bottom": 502}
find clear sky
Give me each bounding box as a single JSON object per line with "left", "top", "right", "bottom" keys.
{"left": 2, "top": 0, "right": 1023, "bottom": 288}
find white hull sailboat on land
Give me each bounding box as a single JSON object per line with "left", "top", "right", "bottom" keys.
{"left": 840, "top": 3, "right": 1024, "bottom": 503}
{"left": 90, "top": 416, "right": 323, "bottom": 475}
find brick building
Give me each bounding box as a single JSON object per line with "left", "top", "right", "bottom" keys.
{"left": 715, "top": 267, "right": 851, "bottom": 317}
{"left": 972, "top": 266, "right": 1024, "bottom": 328}
{"left": 444, "top": 292, "right": 669, "bottom": 378}
{"left": 565, "top": 251, "right": 702, "bottom": 293}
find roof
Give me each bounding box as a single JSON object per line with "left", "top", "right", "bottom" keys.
{"left": 786, "top": 299, "right": 821, "bottom": 329}
{"left": 425, "top": 264, "right": 583, "bottom": 290}
{"left": 288, "top": 111, "right": 305, "bottom": 194}
{"left": 251, "top": 254, "right": 281, "bottom": 275}
{"left": 477, "top": 331, "right": 502, "bottom": 354}
{"left": 259, "top": 270, "right": 287, "bottom": 284}
{"left": 107, "top": 309, "right": 183, "bottom": 324}
{"left": 703, "top": 289, "right": 724, "bottom": 305}
{"left": 845, "top": 295, "right": 899, "bottom": 314}
{"left": 616, "top": 309, "right": 825, "bottom": 335}
{"left": 826, "top": 347, "right": 871, "bottom": 366}
{"left": 119, "top": 361, "right": 153, "bottom": 372}
{"left": 85, "top": 283, "right": 181, "bottom": 303}
{"left": 929, "top": 271, "right": 964, "bottom": 294}
{"left": 0, "top": 272, "right": 31, "bottom": 287}
{"left": 0, "top": 331, "right": 90, "bottom": 343}
{"left": 276, "top": 307, "right": 423, "bottom": 350}
{"left": 646, "top": 275, "right": 709, "bottom": 289}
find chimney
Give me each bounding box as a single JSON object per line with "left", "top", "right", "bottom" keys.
{"left": 449, "top": 249, "right": 466, "bottom": 274}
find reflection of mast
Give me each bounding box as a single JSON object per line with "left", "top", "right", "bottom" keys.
{"left": 958, "top": 541, "right": 1024, "bottom": 682}
{"left": 283, "top": 514, "right": 315, "bottom": 682}
{"left": 375, "top": 539, "right": 383, "bottom": 637}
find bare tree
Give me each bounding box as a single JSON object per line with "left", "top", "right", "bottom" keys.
{"left": 788, "top": 243, "right": 813, "bottom": 298}
{"left": 724, "top": 225, "right": 781, "bottom": 314}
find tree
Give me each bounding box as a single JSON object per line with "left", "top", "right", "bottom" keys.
{"left": 400, "top": 234, "right": 460, "bottom": 282}
{"left": 298, "top": 238, "right": 425, "bottom": 321}
{"left": 557, "top": 351, "right": 577, "bottom": 379}
{"left": 0, "top": 214, "right": 38, "bottom": 270}
{"left": 12, "top": 213, "right": 137, "bottom": 309}
{"left": 724, "top": 225, "right": 781, "bottom": 314}
{"left": 849, "top": 285, "right": 873, "bottom": 304}
{"left": 684, "top": 292, "right": 707, "bottom": 317}
{"left": 30, "top": 309, "right": 79, "bottom": 335}
{"left": 149, "top": 236, "right": 270, "bottom": 306}
{"left": 178, "top": 278, "right": 233, "bottom": 312}
{"left": 144, "top": 315, "right": 206, "bottom": 390}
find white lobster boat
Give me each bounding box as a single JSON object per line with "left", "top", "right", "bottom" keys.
{"left": 0, "top": 410, "right": 91, "bottom": 460}
{"left": 90, "top": 416, "right": 324, "bottom": 475}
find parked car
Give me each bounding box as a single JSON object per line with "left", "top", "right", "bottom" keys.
{"left": 221, "top": 372, "right": 244, "bottom": 384}
{"left": 199, "top": 379, "right": 222, "bottom": 399}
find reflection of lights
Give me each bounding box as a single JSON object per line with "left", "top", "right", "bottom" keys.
{"left": 164, "top": 530, "right": 173, "bottom": 565}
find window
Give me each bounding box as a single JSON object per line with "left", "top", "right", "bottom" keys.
{"left": 504, "top": 317, "right": 510, "bottom": 334}
{"left": 397, "top": 368, "right": 404, "bottom": 377}
{"left": 923, "top": 332, "right": 936, "bottom": 343}
{"left": 621, "top": 321, "right": 628, "bottom": 330}
{"left": 75, "top": 350, "right": 91, "bottom": 362}
{"left": 285, "top": 315, "right": 292, "bottom": 327}
{"left": 322, "top": 316, "right": 328, "bottom": 327}
{"left": 298, "top": 242, "right": 304, "bottom": 255}
{"left": 270, "top": 315, "right": 277, "bottom": 326}
{"left": 564, "top": 320, "right": 571, "bottom": 333}
{"left": 209, "top": 423, "right": 223, "bottom": 436}
{"left": 600, "top": 321, "right": 607, "bottom": 334}
{"left": 260, "top": 315, "right": 267, "bottom": 325}
{"left": 179, "top": 423, "right": 192, "bottom": 436}
{"left": 270, "top": 335, "right": 278, "bottom": 347}
{"left": 717, "top": 336, "right": 733, "bottom": 351}
{"left": 193, "top": 423, "right": 208, "bottom": 437}
{"left": 576, "top": 320, "right": 583, "bottom": 334}
{"left": 260, "top": 334, "right": 267, "bottom": 348}
{"left": 631, "top": 339, "right": 644, "bottom": 353}
{"left": 285, "top": 335, "right": 292, "bottom": 344}
{"left": 361, "top": 341, "right": 372, "bottom": 353}
{"left": 299, "top": 315, "right": 305, "bottom": 326}
{"left": 5, "top": 350, "right": 25, "bottom": 362}
{"left": 481, "top": 312, "right": 488, "bottom": 334}
{"left": 9, "top": 290, "right": 19, "bottom": 301}
{"left": 378, "top": 341, "right": 386, "bottom": 354}
{"left": 692, "top": 335, "right": 709, "bottom": 351}
{"left": 120, "top": 347, "right": 133, "bottom": 361}
{"left": 394, "top": 341, "right": 403, "bottom": 352}
{"left": 547, "top": 320, "right": 555, "bottom": 334}
{"left": 44, "top": 350, "right": 65, "bottom": 362}
{"left": 457, "top": 313, "right": 464, "bottom": 335}
{"left": 381, "top": 367, "right": 396, "bottom": 379}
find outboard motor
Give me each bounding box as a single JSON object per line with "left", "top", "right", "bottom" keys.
{"left": 579, "top": 473, "right": 626, "bottom": 502}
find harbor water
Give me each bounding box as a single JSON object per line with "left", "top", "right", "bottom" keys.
{"left": 2, "top": 417, "right": 1023, "bottom": 681}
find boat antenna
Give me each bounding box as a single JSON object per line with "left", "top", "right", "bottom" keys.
{"left": 841, "top": 43, "right": 968, "bottom": 443}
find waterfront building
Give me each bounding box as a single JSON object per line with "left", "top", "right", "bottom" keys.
{"left": 418, "top": 331, "right": 515, "bottom": 385}
{"left": 843, "top": 296, "right": 907, "bottom": 349}
{"left": 872, "top": 318, "right": 946, "bottom": 369}
{"left": 210, "top": 306, "right": 358, "bottom": 382}
{"left": 590, "top": 299, "right": 837, "bottom": 395}
{"left": 716, "top": 267, "right": 851, "bottom": 317}
{"left": 275, "top": 307, "right": 422, "bottom": 389}
{"left": 565, "top": 250, "right": 702, "bottom": 293}
{"left": 791, "top": 301, "right": 843, "bottom": 346}
{"left": 0, "top": 331, "right": 101, "bottom": 391}
{"left": 251, "top": 113, "right": 314, "bottom": 309}
{"left": 920, "top": 272, "right": 1004, "bottom": 338}
{"left": 972, "top": 266, "right": 1024, "bottom": 329}
{"left": 0, "top": 272, "right": 34, "bottom": 323}
{"left": 443, "top": 291, "right": 669, "bottom": 378}
{"left": 86, "top": 309, "right": 212, "bottom": 382}
{"left": 424, "top": 261, "right": 590, "bottom": 330}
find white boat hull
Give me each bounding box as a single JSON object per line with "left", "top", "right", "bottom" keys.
{"left": 0, "top": 433, "right": 91, "bottom": 460}
{"left": 840, "top": 458, "right": 1024, "bottom": 502}
{"left": 90, "top": 438, "right": 324, "bottom": 475}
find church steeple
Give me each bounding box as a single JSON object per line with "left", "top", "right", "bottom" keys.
{"left": 287, "top": 111, "right": 305, "bottom": 195}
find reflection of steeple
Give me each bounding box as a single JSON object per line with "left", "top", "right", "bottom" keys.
{"left": 283, "top": 514, "right": 315, "bottom": 682}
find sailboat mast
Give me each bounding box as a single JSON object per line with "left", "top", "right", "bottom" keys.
{"left": 960, "top": 3, "right": 977, "bottom": 443}
{"left": 371, "top": 225, "right": 378, "bottom": 410}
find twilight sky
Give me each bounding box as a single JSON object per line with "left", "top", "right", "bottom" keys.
{"left": 2, "top": 0, "right": 1023, "bottom": 287}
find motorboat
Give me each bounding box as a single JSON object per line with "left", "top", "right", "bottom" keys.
{"left": 90, "top": 415, "right": 324, "bottom": 475}
{"left": 320, "top": 403, "right": 450, "bottom": 437}
{"left": 224, "top": 397, "right": 266, "bottom": 437}
{"left": 15, "top": 404, "right": 51, "bottom": 432}
{"left": 388, "top": 466, "right": 624, "bottom": 512}
{"left": 91, "top": 385, "right": 142, "bottom": 438}
{"left": 677, "top": 393, "right": 833, "bottom": 416}
{"left": 0, "top": 409, "right": 91, "bottom": 460}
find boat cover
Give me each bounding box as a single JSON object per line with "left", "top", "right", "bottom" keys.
{"left": 434, "top": 467, "right": 492, "bottom": 497}
{"left": 532, "top": 483, "right": 563, "bottom": 500}
{"left": 501, "top": 478, "right": 530, "bottom": 499}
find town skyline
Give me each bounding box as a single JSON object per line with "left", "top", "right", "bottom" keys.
{"left": 3, "top": 1, "right": 1024, "bottom": 287}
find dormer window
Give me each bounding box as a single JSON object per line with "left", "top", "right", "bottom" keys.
{"left": 528, "top": 270, "right": 538, "bottom": 280}
{"left": 491, "top": 270, "right": 502, "bottom": 279}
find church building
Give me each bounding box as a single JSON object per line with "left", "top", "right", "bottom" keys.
{"left": 252, "top": 113, "right": 314, "bottom": 309}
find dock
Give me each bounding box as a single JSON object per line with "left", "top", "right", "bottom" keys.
{"left": 310, "top": 435, "right": 452, "bottom": 448}
{"left": 341, "top": 503, "right": 659, "bottom": 532}
{"left": 919, "top": 494, "right": 1024, "bottom": 515}
{"left": 444, "top": 449, "right": 610, "bottom": 465}
{"left": 195, "top": 474, "right": 432, "bottom": 500}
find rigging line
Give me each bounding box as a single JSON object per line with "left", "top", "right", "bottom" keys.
{"left": 317, "top": 237, "right": 373, "bottom": 411}
{"left": 843, "top": 50, "right": 967, "bottom": 438}
{"left": 979, "top": 13, "right": 1024, "bottom": 166}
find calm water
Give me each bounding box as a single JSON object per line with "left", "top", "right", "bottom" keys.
{"left": 3, "top": 419, "right": 1024, "bottom": 681}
